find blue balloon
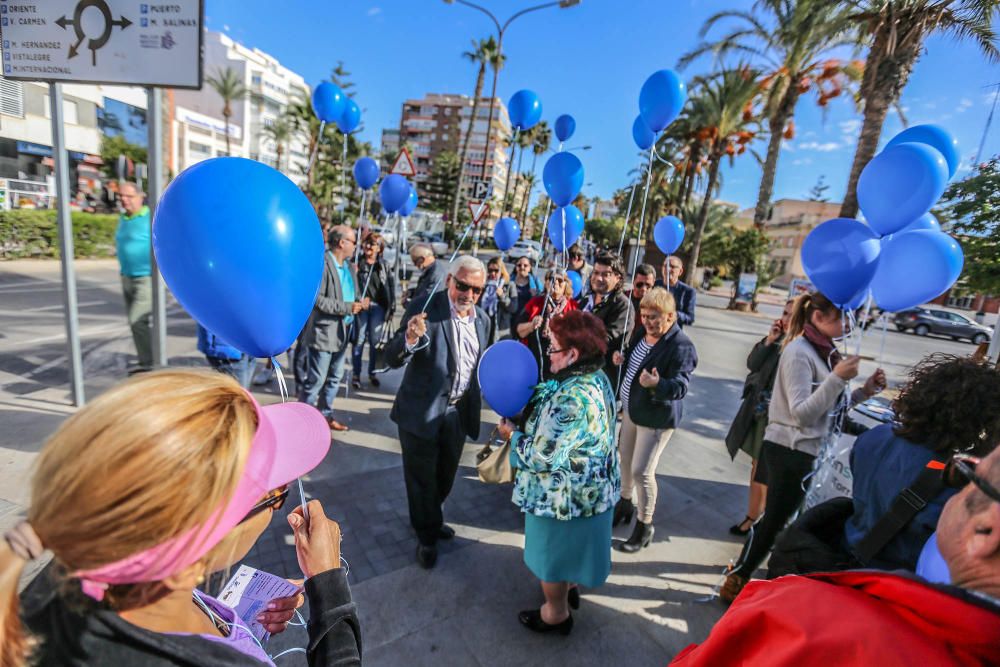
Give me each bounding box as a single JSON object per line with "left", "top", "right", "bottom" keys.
{"left": 870, "top": 230, "right": 964, "bottom": 312}
{"left": 899, "top": 212, "right": 941, "bottom": 234}
{"left": 567, "top": 270, "right": 583, "bottom": 299}
{"left": 546, "top": 205, "right": 584, "bottom": 252}
{"left": 311, "top": 81, "right": 346, "bottom": 123}
{"left": 153, "top": 157, "right": 324, "bottom": 358}
{"left": 632, "top": 115, "right": 656, "bottom": 150}
{"left": 478, "top": 340, "right": 540, "bottom": 417}
{"left": 353, "top": 157, "right": 379, "bottom": 190}
{"left": 508, "top": 89, "right": 542, "bottom": 131}
{"left": 653, "top": 215, "right": 685, "bottom": 254}
{"left": 379, "top": 174, "right": 411, "bottom": 213}
{"left": 554, "top": 114, "right": 576, "bottom": 142}
{"left": 887, "top": 124, "right": 960, "bottom": 179}
{"left": 337, "top": 98, "right": 361, "bottom": 134}
{"left": 493, "top": 217, "right": 521, "bottom": 251}
{"left": 801, "top": 218, "right": 882, "bottom": 307}
{"left": 400, "top": 186, "right": 418, "bottom": 217}
{"left": 543, "top": 152, "right": 585, "bottom": 207}
{"left": 858, "top": 143, "right": 949, "bottom": 237}
{"left": 844, "top": 288, "right": 871, "bottom": 311}
{"left": 639, "top": 69, "right": 687, "bottom": 133}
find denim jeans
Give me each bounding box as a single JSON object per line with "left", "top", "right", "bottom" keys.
{"left": 298, "top": 345, "right": 350, "bottom": 418}
{"left": 352, "top": 303, "right": 387, "bottom": 378}
{"left": 208, "top": 355, "right": 254, "bottom": 388}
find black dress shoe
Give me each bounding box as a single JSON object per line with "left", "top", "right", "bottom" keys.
{"left": 416, "top": 544, "right": 437, "bottom": 569}
{"left": 518, "top": 609, "right": 573, "bottom": 635}
{"left": 568, "top": 587, "right": 580, "bottom": 610}
{"left": 368, "top": 375, "right": 381, "bottom": 388}
{"left": 438, "top": 524, "right": 456, "bottom": 540}
{"left": 612, "top": 497, "right": 636, "bottom": 527}
{"left": 616, "top": 521, "right": 654, "bottom": 553}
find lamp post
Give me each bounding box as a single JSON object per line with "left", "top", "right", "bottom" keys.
{"left": 444, "top": 0, "right": 581, "bottom": 253}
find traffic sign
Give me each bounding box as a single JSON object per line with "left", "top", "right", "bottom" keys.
{"left": 468, "top": 200, "right": 490, "bottom": 225}
{"left": 389, "top": 148, "right": 416, "bottom": 176}
{"left": 0, "top": 0, "right": 204, "bottom": 88}
{"left": 471, "top": 179, "right": 491, "bottom": 201}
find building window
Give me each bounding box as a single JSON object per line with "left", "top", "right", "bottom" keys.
{"left": 252, "top": 73, "right": 262, "bottom": 86}
{"left": 43, "top": 97, "right": 79, "bottom": 124}
{"left": 0, "top": 77, "right": 24, "bottom": 117}
{"left": 189, "top": 141, "right": 212, "bottom": 155}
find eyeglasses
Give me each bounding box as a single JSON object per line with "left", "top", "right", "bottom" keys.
{"left": 948, "top": 454, "right": 1000, "bottom": 503}
{"left": 239, "top": 486, "right": 289, "bottom": 524}
{"left": 569, "top": 253, "right": 584, "bottom": 260}
{"left": 550, "top": 277, "right": 566, "bottom": 284}
{"left": 487, "top": 267, "right": 500, "bottom": 273}
{"left": 547, "top": 347, "right": 566, "bottom": 355}
{"left": 453, "top": 278, "right": 484, "bottom": 296}
{"left": 633, "top": 282, "right": 651, "bottom": 290}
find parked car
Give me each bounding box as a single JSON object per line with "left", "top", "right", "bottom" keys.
{"left": 407, "top": 231, "right": 448, "bottom": 257}
{"left": 369, "top": 225, "right": 395, "bottom": 247}
{"left": 508, "top": 240, "right": 541, "bottom": 262}
{"left": 894, "top": 307, "right": 993, "bottom": 344}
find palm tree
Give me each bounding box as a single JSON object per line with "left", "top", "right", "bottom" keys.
{"left": 520, "top": 121, "right": 552, "bottom": 222}
{"left": 205, "top": 67, "right": 248, "bottom": 156}
{"left": 450, "top": 36, "right": 505, "bottom": 229}
{"left": 840, "top": 0, "right": 1000, "bottom": 218}
{"left": 262, "top": 117, "right": 294, "bottom": 171}
{"left": 681, "top": 0, "right": 857, "bottom": 228}
{"left": 685, "top": 67, "right": 763, "bottom": 275}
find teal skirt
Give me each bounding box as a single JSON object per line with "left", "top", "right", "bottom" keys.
{"left": 523, "top": 509, "right": 613, "bottom": 588}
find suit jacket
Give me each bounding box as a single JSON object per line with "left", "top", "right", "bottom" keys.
{"left": 385, "top": 290, "right": 490, "bottom": 440}
{"left": 621, "top": 324, "right": 698, "bottom": 429}
{"left": 407, "top": 259, "right": 448, "bottom": 309}
{"left": 587, "top": 288, "right": 633, "bottom": 383}
{"left": 655, "top": 279, "right": 696, "bottom": 326}
{"left": 304, "top": 252, "right": 357, "bottom": 352}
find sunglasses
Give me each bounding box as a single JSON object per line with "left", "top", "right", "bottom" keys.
{"left": 239, "top": 486, "right": 289, "bottom": 524}
{"left": 633, "top": 282, "right": 651, "bottom": 289}
{"left": 453, "top": 278, "right": 484, "bottom": 296}
{"left": 569, "top": 253, "right": 584, "bottom": 260}
{"left": 948, "top": 454, "right": 1000, "bottom": 503}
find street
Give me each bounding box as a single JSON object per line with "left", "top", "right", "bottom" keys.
{"left": 0, "top": 259, "right": 982, "bottom": 665}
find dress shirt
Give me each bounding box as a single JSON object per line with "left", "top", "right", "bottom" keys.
{"left": 449, "top": 302, "right": 480, "bottom": 402}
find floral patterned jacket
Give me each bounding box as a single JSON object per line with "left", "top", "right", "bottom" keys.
{"left": 510, "top": 365, "right": 621, "bottom": 520}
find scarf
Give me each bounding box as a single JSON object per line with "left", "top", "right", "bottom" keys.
{"left": 482, "top": 280, "right": 500, "bottom": 314}
{"left": 802, "top": 323, "right": 841, "bottom": 368}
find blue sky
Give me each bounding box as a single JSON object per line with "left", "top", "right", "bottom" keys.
{"left": 205, "top": 0, "right": 1000, "bottom": 210}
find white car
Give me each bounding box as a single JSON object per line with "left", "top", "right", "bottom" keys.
{"left": 408, "top": 231, "right": 449, "bottom": 257}
{"left": 369, "top": 225, "right": 395, "bottom": 247}
{"left": 508, "top": 240, "right": 541, "bottom": 262}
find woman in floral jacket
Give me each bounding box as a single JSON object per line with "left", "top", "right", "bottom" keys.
{"left": 497, "top": 310, "right": 619, "bottom": 637}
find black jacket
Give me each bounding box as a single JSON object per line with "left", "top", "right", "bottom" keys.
{"left": 586, "top": 289, "right": 633, "bottom": 384}
{"left": 355, "top": 258, "right": 396, "bottom": 313}
{"left": 725, "top": 336, "right": 783, "bottom": 459}
{"left": 21, "top": 565, "right": 362, "bottom": 666}
{"left": 406, "top": 260, "right": 448, "bottom": 310}
{"left": 655, "top": 279, "right": 697, "bottom": 327}
{"left": 621, "top": 324, "right": 698, "bottom": 429}
{"left": 385, "top": 290, "right": 489, "bottom": 439}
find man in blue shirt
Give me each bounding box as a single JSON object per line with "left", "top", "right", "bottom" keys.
{"left": 115, "top": 182, "right": 153, "bottom": 372}
{"left": 655, "top": 256, "right": 696, "bottom": 327}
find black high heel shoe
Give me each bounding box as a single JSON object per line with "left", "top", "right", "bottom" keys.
{"left": 568, "top": 587, "right": 580, "bottom": 610}
{"left": 612, "top": 497, "right": 636, "bottom": 527}
{"left": 518, "top": 609, "right": 573, "bottom": 635}
{"left": 728, "top": 515, "right": 759, "bottom": 537}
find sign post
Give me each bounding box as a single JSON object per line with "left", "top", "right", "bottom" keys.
{"left": 147, "top": 87, "right": 167, "bottom": 367}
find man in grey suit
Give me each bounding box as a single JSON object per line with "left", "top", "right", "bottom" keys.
{"left": 298, "top": 225, "right": 367, "bottom": 432}
{"left": 385, "top": 255, "right": 489, "bottom": 568}
{"left": 403, "top": 243, "right": 448, "bottom": 309}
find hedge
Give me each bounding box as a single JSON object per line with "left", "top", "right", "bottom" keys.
{"left": 0, "top": 209, "right": 119, "bottom": 259}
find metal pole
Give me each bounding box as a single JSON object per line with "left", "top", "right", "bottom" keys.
{"left": 49, "top": 83, "right": 85, "bottom": 406}
{"left": 474, "top": 32, "right": 503, "bottom": 257}
{"left": 147, "top": 87, "right": 167, "bottom": 367}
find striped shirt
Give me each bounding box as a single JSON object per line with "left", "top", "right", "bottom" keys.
{"left": 620, "top": 338, "right": 653, "bottom": 409}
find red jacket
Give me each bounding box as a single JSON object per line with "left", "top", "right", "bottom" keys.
{"left": 672, "top": 571, "right": 1000, "bottom": 666}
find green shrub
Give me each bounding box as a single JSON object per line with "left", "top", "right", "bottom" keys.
{"left": 0, "top": 210, "right": 119, "bottom": 259}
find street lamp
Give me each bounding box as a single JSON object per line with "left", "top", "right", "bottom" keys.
{"left": 444, "top": 0, "right": 582, "bottom": 251}
{"left": 549, "top": 144, "right": 592, "bottom": 153}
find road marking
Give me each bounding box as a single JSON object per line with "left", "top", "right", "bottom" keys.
{"left": 25, "top": 300, "right": 105, "bottom": 313}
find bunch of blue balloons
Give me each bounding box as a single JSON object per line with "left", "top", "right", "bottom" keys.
{"left": 311, "top": 81, "right": 361, "bottom": 134}
{"left": 543, "top": 152, "right": 585, "bottom": 250}
{"left": 802, "top": 124, "right": 963, "bottom": 313}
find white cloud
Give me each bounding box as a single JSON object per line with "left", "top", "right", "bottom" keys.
{"left": 799, "top": 141, "right": 841, "bottom": 152}
{"left": 367, "top": 6, "right": 382, "bottom": 16}
{"left": 956, "top": 98, "right": 974, "bottom": 113}
{"left": 983, "top": 90, "right": 1000, "bottom": 107}
{"left": 923, "top": 102, "right": 937, "bottom": 110}
{"left": 792, "top": 158, "right": 814, "bottom": 166}
{"left": 838, "top": 119, "right": 862, "bottom": 135}
{"left": 782, "top": 140, "right": 794, "bottom": 152}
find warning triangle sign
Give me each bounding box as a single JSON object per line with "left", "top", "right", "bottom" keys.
{"left": 468, "top": 200, "right": 490, "bottom": 225}
{"left": 390, "top": 148, "right": 416, "bottom": 176}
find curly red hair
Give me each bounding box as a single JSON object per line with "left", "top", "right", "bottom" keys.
{"left": 548, "top": 310, "right": 607, "bottom": 364}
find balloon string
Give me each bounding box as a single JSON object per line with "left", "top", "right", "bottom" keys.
{"left": 561, "top": 207, "right": 567, "bottom": 269}
{"left": 306, "top": 120, "right": 325, "bottom": 178}
{"left": 540, "top": 197, "right": 553, "bottom": 265}
{"left": 340, "top": 137, "right": 348, "bottom": 222}
{"left": 421, "top": 223, "right": 475, "bottom": 315}
{"left": 855, "top": 294, "right": 873, "bottom": 356}
{"left": 271, "top": 356, "right": 308, "bottom": 522}
{"left": 617, "top": 179, "right": 639, "bottom": 257}
{"left": 877, "top": 312, "right": 889, "bottom": 368}
{"left": 354, "top": 190, "right": 366, "bottom": 266}
{"left": 500, "top": 127, "right": 520, "bottom": 218}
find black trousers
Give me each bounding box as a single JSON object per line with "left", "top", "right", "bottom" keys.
{"left": 733, "top": 440, "right": 816, "bottom": 578}
{"left": 399, "top": 406, "right": 468, "bottom": 546}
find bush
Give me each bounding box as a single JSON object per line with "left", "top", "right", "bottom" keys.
{"left": 0, "top": 210, "right": 119, "bottom": 259}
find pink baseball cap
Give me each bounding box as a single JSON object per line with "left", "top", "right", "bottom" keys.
{"left": 75, "top": 393, "right": 330, "bottom": 600}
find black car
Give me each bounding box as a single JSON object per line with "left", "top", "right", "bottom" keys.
{"left": 893, "top": 307, "right": 993, "bottom": 345}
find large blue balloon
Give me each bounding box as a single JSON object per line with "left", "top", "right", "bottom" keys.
{"left": 639, "top": 69, "right": 687, "bottom": 133}
{"left": 858, "top": 143, "right": 949, "bottom": 237}
{"left": 353, "top": 157, "right": 379, "bottom": 190}
{"left": 153, "top": 158, "right": 324, "bottom": 358}
{"left": 899, "top": 212, "right": 941, "bottom": 234}
{"left": 400, "top": 186, "right": 418, "bottom": 217}
{"left": 870, "top": 230, "right": 964, "bottom": 312}
{"left": 886, "top": 124, "right": 960, "bottom": 179}
{"left": 554, "top": 114, "right": 576, "bottom": 143}
{"left": 311, "top": 82, "right": 346, "bottom": 123}
{"left": 547, "top": 205, "right": 584, "bottom": 252}
{"left": 632, "top": 115, "right": 656, "bottom": 150}
{"left": 567, "top": 270, "right": 583, "bottom": 299}
{"left": 543, "top": 152, "right": 584, "bottom": 207}
{"left": 337, "top": 98, "right": 361, "bottom": 134}
{"left": 379, "top": 174, "right": 411, "bottom": 213}
{"left": 478, "top": 340, "right": 540, "bottom": 417}
{"left": 508, "top": 89, "right": 542, "bottom": 131}
{"left": 801, "top": 218, "right": 882, "bottom": 307}
{"left": 844, "top": 288, "right": 871, "bottom": 311}
{"left": 493, "top": 217, "right": 521, "bottom": 251}
{"left": 653, "top": 215, "right": 685, "bottom": 254}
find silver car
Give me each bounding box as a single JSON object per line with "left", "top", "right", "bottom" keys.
{"left": 894, "top": 307, "right": 993, "bottom": 345}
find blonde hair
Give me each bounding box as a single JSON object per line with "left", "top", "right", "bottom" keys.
{"left": 784, "top": 292, "right": 839, "bottom": 347}
{"left": 486, "top": 257, "right": 510, "bottom": 282}
{"left": 0, "top": 369, "right": 257, "bottom": 666}
{"left": 640, "top": 286, "right": 676, "bottom": 315}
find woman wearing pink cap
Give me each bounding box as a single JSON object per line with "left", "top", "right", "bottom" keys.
{"left": 0, "top": 369, "right": 361, "bottom": 666}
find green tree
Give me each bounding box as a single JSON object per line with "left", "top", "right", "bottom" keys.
{"left": 585, "top": 216, "right": 626, "bottom": 247}
{"left": 941, "top": 157, "right": 1000, "bottom": 295}
{"left": 205, "top": 67, "right": 247, "bottom": 156}
{"left": 520, "top": 121, "right": 552, "bottom": 222}
{"left": 262, "top": 117, "right": 294, "bottom": 171}
{"left": 425, "top": 150, "right": 462, "bottom": 214}
{"left": 808, "top": 174, "right": 831, "bottom": 201}
{"left": 331, "top": 61, "right": 356, "bottom": 96}
{"left": 840, "top": 0, "right": 1000, "bottom": 218}
{"left": 99, "top": 135, "right": 147, "bottom": 180}
{"left": 681, "top": 0, "right": 858, "bottom": 228}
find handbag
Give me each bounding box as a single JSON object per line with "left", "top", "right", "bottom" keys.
{"left": 371, "top": 318, "right": 394, "bottom": 373}
{"left": 476, "top": 427, "right": 515, "bottom": 484}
